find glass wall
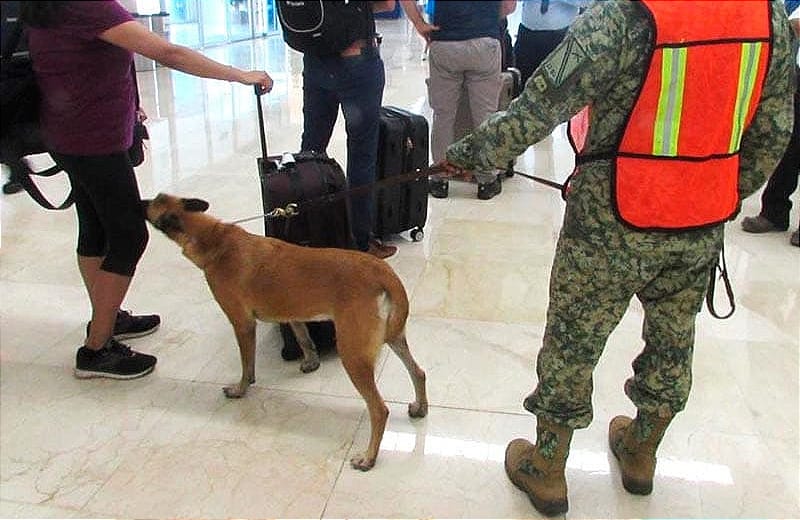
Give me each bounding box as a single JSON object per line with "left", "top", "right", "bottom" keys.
{"left": 161, "top": 0, "right": 281, "bottom": 49}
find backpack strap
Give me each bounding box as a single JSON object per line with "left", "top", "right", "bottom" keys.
{"left": 9, "top": 156, "right": 73, "bottom": 210}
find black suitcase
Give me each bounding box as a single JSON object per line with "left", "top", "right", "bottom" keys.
{"left": 254, "top": 87, "right": 352, "bottom": 360}
{"left": 375, "top": 105, "right": 429, "bottom": 242}
{"left": 500, "top": 67, "right": 523, "bottom": 108}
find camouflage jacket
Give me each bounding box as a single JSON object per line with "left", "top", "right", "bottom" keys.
{"left": 447, "top": 0, "right": 795, "bottom": 244}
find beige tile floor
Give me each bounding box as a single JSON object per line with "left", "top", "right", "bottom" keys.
{"left": 1, "top": 18, "right": 799, "bottom": 519}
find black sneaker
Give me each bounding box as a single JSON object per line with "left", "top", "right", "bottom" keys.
{"left": 74, "top": 338, "right": 157, "bottom": 380}
{"left": 429, "top": 179, "right": 449, "bottom": 199}
{"left": 477, "top": 175, "right": 502, "bottom": 200}
{"left": 86, "top": 310, "right": 161, "bottom": 340}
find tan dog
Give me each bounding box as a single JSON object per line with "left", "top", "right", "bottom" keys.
{"left": 143, "top": 193, "right": 428, "bottom": 470}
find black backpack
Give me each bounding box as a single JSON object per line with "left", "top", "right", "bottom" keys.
{"left": 276, "top": 0, "right": 372, "bottom": 56}
{"left": 1, "top": 8, "right": 39, "bottom": 144}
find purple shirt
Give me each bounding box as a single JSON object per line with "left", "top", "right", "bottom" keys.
{"left": 27, "top": 1, "right": 135, "bottom": 155}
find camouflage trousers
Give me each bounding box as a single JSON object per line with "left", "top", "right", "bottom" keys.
{"left": 523, "top": 220, "right": 724, "bottom": 430}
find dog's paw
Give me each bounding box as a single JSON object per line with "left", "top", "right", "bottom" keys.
{"left": 223, "top": 385, "right": 247, "bottom": 398}
{"left": 350, "top": 455, "right": 376, "bottom": 471}
{"left": 300, "top": 358, "right": 320, "bottom": 373}
{"left": 408, "top": 401, "right": 428, "bottom": 418}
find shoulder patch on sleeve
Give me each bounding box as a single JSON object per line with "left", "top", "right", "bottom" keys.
{"left": 541, "top": 36, "right": 590, "bottom": 88}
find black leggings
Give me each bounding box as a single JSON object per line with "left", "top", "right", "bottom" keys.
{"left": 51, "top": 152, "right": 148, "bottom": 277}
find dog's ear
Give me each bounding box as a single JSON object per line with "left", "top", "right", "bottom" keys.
{"left": 183, "top": 198, "right": 209, "bottom": 213}
{"left": 155, "top": 212, "right": 183, "bottom": 234}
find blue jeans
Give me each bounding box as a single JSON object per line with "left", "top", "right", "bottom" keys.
{"left": 301, "top": 48, "right": 385, "bottom": 251}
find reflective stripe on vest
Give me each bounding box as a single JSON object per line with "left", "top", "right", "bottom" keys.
{"left": 653, "top": 47, "right": 687, "bottom": 157}
{"left": 730, "top": 42, "right": 764, "bottom": 153}
{"left": 611, "top": 0, "right": 772, "bottom": 231}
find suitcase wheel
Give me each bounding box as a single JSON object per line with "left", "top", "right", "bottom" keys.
{"left": 411, "top": 228, "right": 424, "bottom": 242}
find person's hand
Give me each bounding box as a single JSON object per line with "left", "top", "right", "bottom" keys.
{"left": 239, "top": 70, "right": 274, "bottom": 93}
{"left": 414, "top": 21, "right": 439, "bottom": 43}
{"left": 432, "top": 160, "right": 471, "bottom": 181}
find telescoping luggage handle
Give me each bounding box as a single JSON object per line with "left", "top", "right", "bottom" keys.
{"left": 254, "top": 84, "right": 269, "bottom": 160}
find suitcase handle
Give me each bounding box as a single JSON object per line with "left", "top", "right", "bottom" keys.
{"left": 254, "top": 84, "right": 269, "bottom": 159}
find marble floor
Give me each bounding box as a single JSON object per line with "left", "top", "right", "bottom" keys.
{"left": 1, "top": 17, "right": 799, "bottom": 520}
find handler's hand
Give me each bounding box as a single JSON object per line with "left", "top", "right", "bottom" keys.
{"left": 432, "top": 160, "right": 473, "bottom": 182}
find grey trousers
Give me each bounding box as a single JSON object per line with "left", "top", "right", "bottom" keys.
{"left": 428, "top": 37, "right": 502, "bottom": 183}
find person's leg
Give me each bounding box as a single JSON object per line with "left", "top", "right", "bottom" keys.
{"left": 1, "top": 133, "right": 29, "bottom": 195}
{"left": 428, "top": 40, "right": 472, "bottom": 198}
{"left": 611, "top": 233, "right": 721, "bottom": 495}
{"left": 55, "top": 153, "right": 114, "bottom": 348}
{"left": 743, "top": 92, "right": 799, "bottom": 233}
{"left": 507, "top": 232, "right": 637, "bottom": 516}
{"left": 300, "top": 54, "right": 340, "bottom": 154}
{"left": 759, "top": 93, "right": 800, "bottom": 228}
{"left": 464, "top": 37, "right": 503, "bottom": 194}
{"left": 524, "top": 234, "right": 638, "bottom": 427}
{"left": 428, "top": 41, "right": 467, "bottom": 163}
{"left": 337, "top": 50, "right": 387, "bottom": 253}
{"left": 2, "top": 159, "right": 24, "bottom": 194}
{"left": 54, "top": 152, "right": 156, "bottom": 379}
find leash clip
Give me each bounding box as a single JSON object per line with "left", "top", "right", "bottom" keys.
{"left": 266, "top": 203, "right": 299, "bottom": 218}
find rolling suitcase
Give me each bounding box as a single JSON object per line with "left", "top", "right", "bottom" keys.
{"left": 375, "top": 105, "right": 429, "bottom": 242}
{"left": 499, "top": 66, "right": 522, "bottom": 109}
{"left": 254, "top": 87, "right": 352, "bottom": 360}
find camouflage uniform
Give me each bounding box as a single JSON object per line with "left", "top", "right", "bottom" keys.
{"left": 447, "top": 0, "right": 796, "bottom": 429}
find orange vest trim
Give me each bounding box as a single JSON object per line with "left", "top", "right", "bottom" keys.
{"left": 610, "top": 0, "right": 772, "bottom": 231}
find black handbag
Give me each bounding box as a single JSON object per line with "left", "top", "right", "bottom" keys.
{"left": 128, "top": 118, "right": 148, "bottom": 167}
{"left": 127, "top": 63, "right": 148, "bottom": 167}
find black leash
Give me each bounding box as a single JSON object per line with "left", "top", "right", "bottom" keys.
{"left": 230, "top": 163, "right": 445, "bottom": 225}
{"left": 509, "top": 169, "right": 569, "bottom": 199}
{"left": 705, "top": 243, "right": 736, "bottom": 319}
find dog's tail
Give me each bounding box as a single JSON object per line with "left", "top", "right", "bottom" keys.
{"left": 382, "top": 272, "right": 409, "bottom": 343}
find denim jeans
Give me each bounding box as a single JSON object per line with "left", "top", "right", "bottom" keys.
{"left": 301, "top": 48, "right": 385, "bottom": 251}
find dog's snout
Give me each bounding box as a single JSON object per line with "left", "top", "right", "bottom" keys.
{"left": 140, "top": 199, "right": 151, "bottom": 220}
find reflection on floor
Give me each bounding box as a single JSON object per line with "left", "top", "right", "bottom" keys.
{"left": 1, "top": 17, "right": 798, "bottom": 519}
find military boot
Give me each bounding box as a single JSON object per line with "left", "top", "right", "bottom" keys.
{"left": 505, "top": 418, "right": 573, "bottom": 516}
{"left": 608, "top": 412, "right": 672, "bottom": 495}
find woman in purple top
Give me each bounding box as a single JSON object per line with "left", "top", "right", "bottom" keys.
{"left": 21, "top": 1, "right": 273, "bottom": 380}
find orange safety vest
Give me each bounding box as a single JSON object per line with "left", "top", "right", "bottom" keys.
{"left": 569, "top": 0, "right": 773, "bottom": 231}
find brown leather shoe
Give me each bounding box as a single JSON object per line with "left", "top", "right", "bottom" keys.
{"left": 366, "top": 239, "right": 397, "bottom": 259}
